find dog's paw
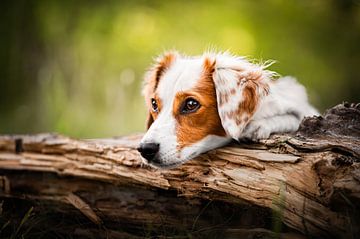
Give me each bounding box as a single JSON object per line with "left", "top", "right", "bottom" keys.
{"left": 254, "top": 127, "right": 272, "bottom": 139}
{"left": 241, "top": 122, "right": 272, "bottom": 141}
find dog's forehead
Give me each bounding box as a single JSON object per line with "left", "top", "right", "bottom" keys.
{"left": 157, "top": 58, "right": 203, "bottom": 102}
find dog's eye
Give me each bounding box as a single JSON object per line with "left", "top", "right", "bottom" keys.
{"left": 181, "top": 98, "right": 200, "bottom": 114}
{"left": 151, "top": 98, "right": 158, "bottom": 112}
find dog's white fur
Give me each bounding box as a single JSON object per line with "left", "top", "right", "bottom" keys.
{"left": 140, "top": 52, "right": 318, "bottom": 168}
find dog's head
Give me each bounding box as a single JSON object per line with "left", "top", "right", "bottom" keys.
{"left": 138, "top": 51, "right": 272, "bottom": 168}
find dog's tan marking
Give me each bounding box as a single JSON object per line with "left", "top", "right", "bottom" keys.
{"left": 219, "top": 94, "right": 229, "bottom": 106}
{"left": 144, "top": 52, "right": 176, "bottom": 128}
{"left": 146, "top": 113, "right": 154, "bottom": 129}
{"left": 174, "top": 57, "right": 226, "bottom": 150}
{"left": 219, "top": 69, "right": 270, "bottom": 128}
{"left": 153, "top": 52, "right": 177, "bottom": 91}
{"left": 234, "top": 73, "right": 269, "bottom": 126}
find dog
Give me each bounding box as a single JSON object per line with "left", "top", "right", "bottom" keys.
{"left": 137, "top": 51, "right": 318, "bottom": 168}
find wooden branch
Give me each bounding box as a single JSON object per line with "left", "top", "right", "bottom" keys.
{"left": 0, "top": 103, "right": 359, "bottom": 238}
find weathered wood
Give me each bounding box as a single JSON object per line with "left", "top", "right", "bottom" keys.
{"left": 0, "top": 103, "right": 359, "bottom": 238}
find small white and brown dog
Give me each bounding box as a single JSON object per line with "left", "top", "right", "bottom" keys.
{"left": 137, "top": 51, "right": 318, "bottom": 168}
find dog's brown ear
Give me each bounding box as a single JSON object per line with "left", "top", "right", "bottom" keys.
{"left": 146, "top": 113, "right": 154, "bottom": 129}
{"left": 212, "top": 55, "right": 272, "bottom": 139}
{"left": 142, "top": 51, "right": 178, "bottom": 130}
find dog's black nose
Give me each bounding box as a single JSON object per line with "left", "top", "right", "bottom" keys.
{"left": 137, "top": 143, "right": 160, "bottom": 162}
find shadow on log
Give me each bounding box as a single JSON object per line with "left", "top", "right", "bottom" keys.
{"left": 0, "top": 103, "right": 359, "bottom": 239}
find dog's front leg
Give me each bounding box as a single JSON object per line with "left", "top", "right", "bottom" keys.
{"left": 240, "top": 113, "right": 301, "bottom": 141}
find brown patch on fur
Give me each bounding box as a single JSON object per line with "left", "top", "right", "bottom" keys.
{"left": 234, "top": 78, "right": 269, "bottom": 126}
{"left": 247, "top": 70, "right": 263, "bottom": 81}
{"left": 153, "top": 52, "right": 177, "bottom": 91}
{"left": 143, "top": 52, "right": 176, "bottom": 129}
{"left": 175, "top": 57, "right": 226, "bottom": 150}
{"left": 240, "top": 81, "right": 259, "bottom": 115}
{"left": 218, "top": 69, "right": 270, "bottom": 129}
{"left": 146, "top": 113, "right": 154, "bottom": 129}
{"left": 203, "top": 57, "right": 216, "bottom": 79}
{"left": 226, "top": 111, "right": 236, "bottom": 119}
{"left": 219, "top": 94, "right": 229, "bottom": 106}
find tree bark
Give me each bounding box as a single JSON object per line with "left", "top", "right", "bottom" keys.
{"left": 0, "top": 103, "right": 359, "bottom": 238}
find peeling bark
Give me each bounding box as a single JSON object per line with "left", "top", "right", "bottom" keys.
{"left": 0, "top": 103, "right": 359, "bottom": 238}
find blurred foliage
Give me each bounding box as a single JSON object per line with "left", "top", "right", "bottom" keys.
{"left": 1, "top": 0, "right": 359, "bottom": 137}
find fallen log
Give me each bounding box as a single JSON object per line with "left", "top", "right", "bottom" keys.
{"left": 0, "top": 103, "right": 359, "bottom": 238}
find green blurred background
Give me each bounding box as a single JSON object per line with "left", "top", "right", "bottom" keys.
{"left": 1, "top": 0, "right": 359, "bottom": 138}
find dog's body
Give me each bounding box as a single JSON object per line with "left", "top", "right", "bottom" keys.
{"left": 138, "top": 52, "right": 318, "bottom": 168}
